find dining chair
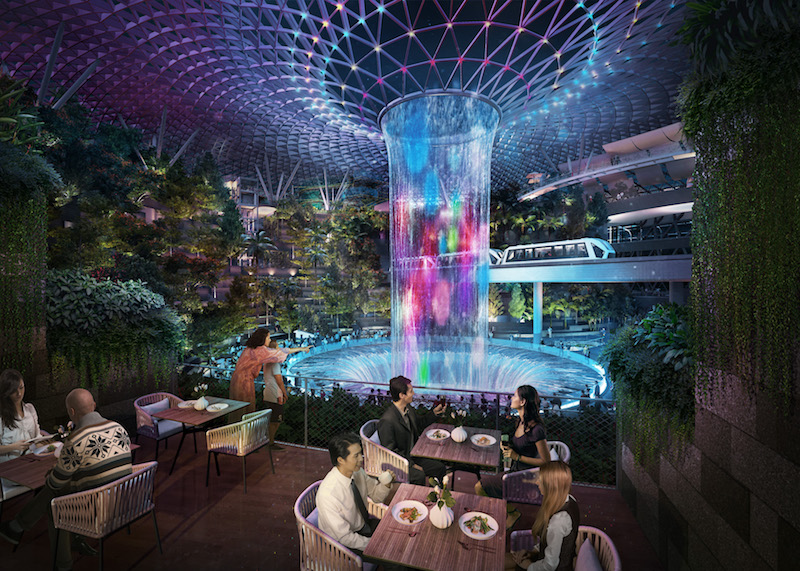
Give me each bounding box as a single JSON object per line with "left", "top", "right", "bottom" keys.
{"left": 294, "top": 480, "right": 386, "bottom": 571}
{"left": 359, "top": 419, "right": 409, "bottom": 483}
{"left": 50, "top": 461, "right": 162, "bottom": 571}
{"left": 134, "top": 392, "right": 193, "bottom": 460}
{"left": 510, "top": 525, "right": 621, "bottom": 571}
{"left": 502, "top": 440, "right": 571, "bottom": 505}
{"left": 205, "top": 409, "right": 273, "bottom": 494}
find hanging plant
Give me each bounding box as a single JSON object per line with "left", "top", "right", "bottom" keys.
{"left": 678, "top": 8, "right": 800, "bottom": 410}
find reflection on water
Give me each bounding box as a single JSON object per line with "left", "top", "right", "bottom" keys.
{"left": 286, "top": 342, "right": 603, "bottom": 396}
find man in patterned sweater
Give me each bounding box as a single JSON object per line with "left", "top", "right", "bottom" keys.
{"left": 0, "top": 388, "right": 132, "bottom": 570}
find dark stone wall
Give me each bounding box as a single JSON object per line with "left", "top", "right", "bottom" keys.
{"left": 620, "top": 376, "right": 800, "bottom": 570}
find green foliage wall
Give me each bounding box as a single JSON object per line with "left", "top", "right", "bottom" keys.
{"left": 680, "top": 18, "right": 800, "bottom": 408}
{"left": 46, "top": 270, "right": 185, "bottom": 386}
{"left": 0, "top": 142, "right": 61, "bottom": 374}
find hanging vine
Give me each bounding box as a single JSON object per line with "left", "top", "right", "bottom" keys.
{"left": 678, "top": 5, "right": 800, "bottom": 409}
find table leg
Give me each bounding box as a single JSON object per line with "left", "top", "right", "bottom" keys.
{"left": 168, "top": 425, "right": 189, "bottom": 475}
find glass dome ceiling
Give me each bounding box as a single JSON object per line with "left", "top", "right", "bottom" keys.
{"left": 0, "top": 0, "right": 690, "bottom": 190}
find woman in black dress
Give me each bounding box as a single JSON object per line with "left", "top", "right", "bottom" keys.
{"left": 476, "top": 384, "right": 551, "bottom": 527}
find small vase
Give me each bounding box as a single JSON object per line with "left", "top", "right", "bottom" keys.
{"left": 429, "top": 504, "right": 455, "bottom": 529}
{"left": 194, "top": 396, "right": 208, "bottom": 410}
{"left": 451, "top": 426, "right": 468, "bottom": 443}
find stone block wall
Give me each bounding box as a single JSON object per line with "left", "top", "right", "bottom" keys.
{"left": 619, "top": 377, "right": 800, "bottom": 570}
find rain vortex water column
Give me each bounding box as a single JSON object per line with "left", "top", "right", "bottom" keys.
{"left": 380, "top": 94, "right": 500, "bottom": 389}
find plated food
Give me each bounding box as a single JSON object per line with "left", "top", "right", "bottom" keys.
{"left": 178, "top": 400, "right": 197, "bottom": 408}
{"left": 426, "top": 428, "right": 450, "bottom": 441}
{"left": 31, "top": 441, "right": 63, "bottom": 457}
{"left": 391, "top": 500, "right": 428, "bottom": 525}
{"left": 206, "top": 402, "right": 229, "bottom": 412}
{"left": 458, "top": 511, "right": 498, "bottom": 540}
{"left": 470, "top": 434, "right": 496, "bottom": 447}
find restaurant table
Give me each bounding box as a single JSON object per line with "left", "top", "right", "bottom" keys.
{"left": 151, "top": 396, "right": 249, "bottom": 474}
{"left": 363, "top": 483, "right": 506, "bottom": 571}
{"left": 0, "top": 443, "right": 141, "bottom": 490}
{"left": 411, "top": 423, "right": 503, "bottom": 470}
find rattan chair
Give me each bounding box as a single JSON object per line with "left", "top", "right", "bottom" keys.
{"left": 205, "top": 409, "right": 273, "bottom": 494}
{"left": 502, "top": 440, "right": 571, "bottom": 505}
{"left": 50, "top": 461, "right": 162, "bottom": 571}
{"left": 134, "top": 392, "right": 194, "bottom": 460}
{"left": 359, "top": 419, "right": 409, "bottom": 483}
{"left": 294, "top": 480, "right": 386, "bottom": 571}
{"left": 510, "top": 525, "right": 621, "bottom": 571}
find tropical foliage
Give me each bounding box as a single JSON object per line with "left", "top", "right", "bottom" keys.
{"left": 679, "top": 2, "right": 800, "bottom": 408}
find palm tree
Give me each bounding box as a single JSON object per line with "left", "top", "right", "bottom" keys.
{"left": 241, "top": 230, "right": 276, "bottom": 271}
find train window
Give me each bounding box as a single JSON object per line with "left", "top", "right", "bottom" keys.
{"left": 553, "top": 245, "right": 565, "bottom": 258}
{"left": 565, "top": 245, "right": 575, "bottom": 257}
{"left": 576, "top": 243, "right": 588, "bottom": 257}
{"left": 535, "top": 248, "right": 546, "bottom": 258}
{"left": 593, "top": 244, "right": 605, "bottom": 258}
{"left": 525, "top": 248, "right": 533, "bottom": 260}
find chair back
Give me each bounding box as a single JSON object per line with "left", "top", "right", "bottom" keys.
{"left": 294, "top": 481, "right": 363, "bottom": 571}
{"left": 576, "top": 526, "right": 621, "bottom": 571}
{"left": 206, "top": 409, "right": 272, "bottom": 456}
{"left": 549, "top": 440, "right": 571, "bottom": 463}
{"left": 50, "top": 461, "right": 158, "bottom": 539}
{"left": 359, "top": 420, "right": 409, "bottom": 483}
{"left": 134, "top": 392, "right": 183, "bottom": 436}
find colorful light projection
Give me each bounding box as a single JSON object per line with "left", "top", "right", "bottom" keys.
{"left": 381, "top": 94, "right": 499, "bottom": 389}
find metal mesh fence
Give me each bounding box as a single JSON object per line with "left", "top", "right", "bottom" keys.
{"left": 178, "top": 365, "right": 616, "bottom": 485}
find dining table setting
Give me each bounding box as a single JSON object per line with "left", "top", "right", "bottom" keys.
{"left": 150, "top": 395, "right": 250, "bottom": 474}
{"left": 363, "top": 482, "right": 506, "bottom": 571}
{"left": 411, "top": 422, "right": 503, "bottom": 470}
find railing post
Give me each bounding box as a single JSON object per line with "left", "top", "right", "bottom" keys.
{"left": 495, "top": 393, "right": 501, "bottom": 432}
{"left": 303, "top": 376, "right": 308, "bottom": 448}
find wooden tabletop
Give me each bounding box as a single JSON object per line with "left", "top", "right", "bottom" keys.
{"left": 151, "top": 396, "right": 250, "bottom": 426}
{"left": 0, "top": 444, "right": 141, "bottom": 490}
{"left": 363, "top": 483, "right": 506, "bottom": 571}
{"left": 411, "top": 423, "right": 502, "bottom": 469}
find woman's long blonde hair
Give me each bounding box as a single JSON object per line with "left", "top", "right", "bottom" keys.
{"left": 531, "top": 460, "right": 573, "bottom": 540}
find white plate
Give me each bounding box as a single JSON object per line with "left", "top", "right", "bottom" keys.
{"left": 459, "top": 511, "right": 498, "bottom": 540}
{"left": 178, "top": 400, "right": 197, "bottom": 408}
{"left": 31, "top": 441, "right": 63, "bottom": 457}
{"left": 426, "top": 428, "right": 450, "bottom": 441}
{"left": 391, "top": 500, "right": 428, "bottom": 525}
{"left": 470, "top": 434, "right": 496, "bottom": 447}
{"left": 206, "top": 402, "right": 229, "bottom": 412}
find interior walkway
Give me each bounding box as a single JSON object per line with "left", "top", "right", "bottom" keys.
{"left": 0, "top": 438, "right": 663, "bottom": 570}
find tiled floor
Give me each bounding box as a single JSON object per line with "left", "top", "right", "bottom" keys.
{"left": 0, "top": 438, "right": 663, "bottom": 570}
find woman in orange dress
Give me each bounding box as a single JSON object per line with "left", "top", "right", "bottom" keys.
{"left": 229, "top": 328, "right": 310, "bottom": 417}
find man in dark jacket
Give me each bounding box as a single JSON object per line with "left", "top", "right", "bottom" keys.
{"left": 378, "top": 376, "right": 446, "bottom": 485}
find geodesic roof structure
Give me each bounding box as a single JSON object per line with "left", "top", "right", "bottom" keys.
{"left": 0, "top": 0, "right": 690, "bottom": 192}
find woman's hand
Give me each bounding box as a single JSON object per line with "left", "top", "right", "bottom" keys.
{"left": 502, "top": 446, "right": 518, "bottom": 461}
{"left": 511, "top": 549, "right": 534, "bottom": 569}
{"left": 9, "top": 440, "right": 29, "bottom": 453}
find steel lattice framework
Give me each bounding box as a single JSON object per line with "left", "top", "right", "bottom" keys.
{"left": 0, "top": 0, "right": 690, "bottom": 191}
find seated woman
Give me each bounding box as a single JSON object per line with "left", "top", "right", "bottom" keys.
{"left": 1, "top": 369, "right": 46, "bottom": 498}
{"left": 507, "top": 461, "right": 580, "bottom": 571}
{"left": 476, "top": 384, "right": 550, "bottom": 528}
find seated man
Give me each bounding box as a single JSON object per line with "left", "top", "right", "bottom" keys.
{"left": 0, "top": 388, "right": 132, "bottom": 571}
{"left": 317, "top": 432, "right": 392, "bottom": 559}
{"left": 378, "top": 375, "right": 446, "bottom": 485}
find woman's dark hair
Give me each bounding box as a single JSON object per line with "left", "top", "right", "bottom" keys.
{"left": 0, "top": 369, "right": 24, "bottom": 429}
{"left": 328, "top": 432, "right": 361, "bottom": 466}
{"left": 245, "top": 328, "right": 270, "bottom": 348}
{"left": 517, "top": 384, "right": 543, "bottom": 430}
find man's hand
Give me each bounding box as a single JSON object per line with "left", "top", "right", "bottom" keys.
{"left": 433, "top": 403, "right": 446, "bottom": 416}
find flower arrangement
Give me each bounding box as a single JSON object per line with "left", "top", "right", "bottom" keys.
{"left": 193, "top": 382, "right": 209, "bottom": 397}
{"left": 450, "top": 409, "right": 467, "bottom": 427}
{"left": 427, "top": 475, "right": 456, "bottom": 510}
{"left": 53, "top": 421, "right": 74, "bottom": 442}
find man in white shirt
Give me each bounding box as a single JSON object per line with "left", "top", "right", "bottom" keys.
{"left": 317, "top": 432, "right": 392, "bottom": 555}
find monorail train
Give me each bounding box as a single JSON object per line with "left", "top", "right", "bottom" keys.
{"left": 493, "top": 238, "right": 616, "bottom": 265}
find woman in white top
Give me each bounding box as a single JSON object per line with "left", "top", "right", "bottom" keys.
{"left": 0, "top": 369, "right": 44, "bottom": 463}
{"left": 507, "top": 460, "right": 580, "bottom": 571}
